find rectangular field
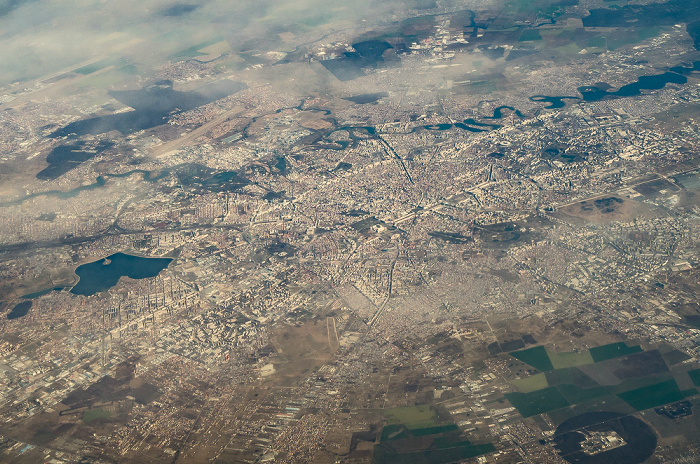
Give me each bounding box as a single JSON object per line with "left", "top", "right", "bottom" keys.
{"left": 505, "top": 386, "right": 570, "bottom": 418}
{"left": 589, "top": 342, "right": 643, "bottom": 362}
{"left": 617, "top": 379, "right": 684, "bottom": 411}
{"left": 509, "top": 346, "right": 553, "bottom": 372}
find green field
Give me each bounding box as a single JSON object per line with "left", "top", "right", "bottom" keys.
{"left": 73, "top": 71, "right": 124, "bottom": 91}
{"left": 547, "top": 349, "right": 594, "bottom": 369}
{"left": 74, "top": 57, "right": 122, "bottom": 75}
{"left": 511, "top": 373, "right": 548, "bottom": 393}
{"left": 169, "top": 37, "right": 224, "bottom": 59}
{"left": 300, "top": 13, "right": 331, "bottom": 27}
{"left": 505, "top": 343, "right": 700, "bottom": 418}
{"left": 519, "top": 29, "right": 542, "bottom": 41}
{"left": 459, "top": 80, "right": 498, "bottom": 94}
{"left": 555, "top": 43, "right": 582, "bottom": 54}
{"left": 617, "top": 379, "right": 684, "bottom": 411}
{"left": 539, "top": 29, "right": 561, "bottom": 37}
{"left": 411, "top": 424, "right": 459, "bottom": 436}
{"left": 607, "top": 36, "right": 639, "bottom": 51}
{"left": 83, "top": 408, "right": 112, "bottom": 423}
{"left": 547, "top": 395, "right": 635, "bottom": 424}
{"left": 385, "top": 405, "right": 437, "bottom": 428}
{"left": 637, "top": 26, "right": 664, "bottom": 41}
{"left": 688, "top": 368, "right": 700, "bottom": 386}
{"left": 433, "top": 436, "right": 469, "bottom": 448}
{"left": 546, "top": 367, "right": 598, "bottom": 388}
{"left": 589, "top": 342, "right": 643, "bottom": 362}
{"left": 587, "top": 36, "right": 606, "bottom": 49}
{"left": 556, "top": 383, "right": 609, "bottom": 404}
{"left": 377, "top": 412, "right": 494, "bottom": 464}
{"left": 612, "top": 374, "right": 675, "bottom": 394}
{"left": 381, "top": 424, "right": 409, "bottom": 441}
{"left": 374, "top": 443, "right": 496, "bottom": 464}
{"left": 509, "top": 346, "right": 553, "bottom": 372}
{"left": 505, "top": 386, "right": 570, "bottom": 418}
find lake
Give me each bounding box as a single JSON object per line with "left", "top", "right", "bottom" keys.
{"left": 529, "top": 95, "right": 579, "bottom": 109}
{"left": 70, "top": 253, "right": 173, "bottom": 296}
{"left": 36, "top": 141, "right": 115, "bottom": 181}
{"left": 578, "top": 72, "right": 687, "bottom": 101}
{"left": 50, "top": 79, "right": 246, "bottom": 138}
{"left": 7, "top": 301, "right": 32, "bottom": 319}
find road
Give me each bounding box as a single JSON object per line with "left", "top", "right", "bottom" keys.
{"left": 392, "top": 180, "right": 493, "bottom": 226}
{"left": 368, "top": 251, "right": 399, "bottom": 328}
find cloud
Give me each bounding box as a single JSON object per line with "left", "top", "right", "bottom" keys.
{"left": 0, "top": 0, "right": 36, "bottom": 18}
{"left": 0, "top": 0, "right": 454, "bottom": 84}
{"left": 159, "top": 3, "right": 200, "bottom": 17}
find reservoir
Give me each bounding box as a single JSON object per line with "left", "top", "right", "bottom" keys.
{"left": 578, "top": 72, "right": 687, "bottom": 101}
{"left": 484, "top": 106, "right": 525, "bottom": 119}
{"left": 7, "top": 301, "right": 32, "bottom": 320}
{"left": 70, "top": 253, "right": 173, "bottom": 296}
{"left": 529, "top": 95, "right": 579, "bottom": 109}
{"left": 21, "top": 286, "right": 65, "bottom": 299}
{"left": 36, "top": 141, "right": 115, "bottom": 181}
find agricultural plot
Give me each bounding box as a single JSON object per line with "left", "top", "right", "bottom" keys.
{"left": 504, "top": 386, "right": 570, "bottom": 418}
{"left": 578, "top": 350, "right": 669, "bottom": 386}
{"left": 509, "top": 346, "right": 553, "bottom": 372}
{"left": 618, "top": 379, "right": 684, "bottom": 411}
{"left": 168, "top": 37, "right": 225, "bottom": 60}
{"left": 547, "top": 349, "right": 594, "bottom": 369}
{"left": 374, "top": 442, "right": 496, "bottom": 464}
{"left": 510, "top": 343, "right": 615, "bottom": 374}
{"left": 556, "top": 383, "right": 609, "bottom": 404}
{"left": 74, "top": 56, "right": 124, "bottom": 75}
{"left": 384, "top": 405, "right": 437, "bottom": 429}
{"left": 589, "top": 342, "right": 643, "bottom": 362}
{"left": 377, "top": 408, "right": 495, "bottom": 464}
{"left": 511, "top": 373, "right": 548, "bottom": 393}
{"left": 688, "top": 368, "right": 700, "bottom": 386}
{"left": 83, "top": 408, "right": 112, "bottom": 423}
{"left": 505, "top": 343, "right": 700, "bottom": 420}
{"left": 545, "top": 367, "right": 599, "bottom": 389}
